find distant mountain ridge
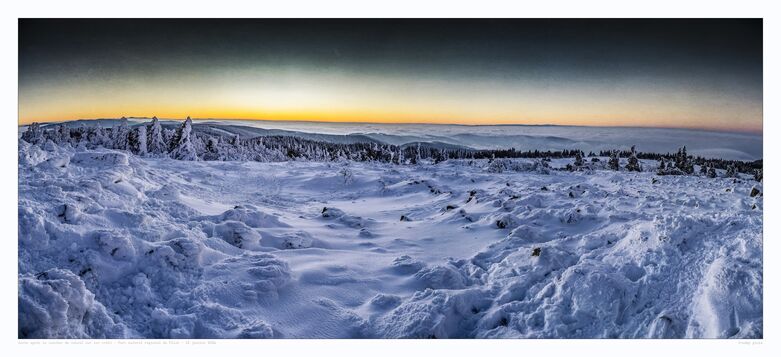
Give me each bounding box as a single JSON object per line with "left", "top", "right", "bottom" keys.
{"left": 22, "top": 117, "right": 762, "bottom": 160}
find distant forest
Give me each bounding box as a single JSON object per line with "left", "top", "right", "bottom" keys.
{"left": 21, "top": 118, "right": 762, "bottom": 178}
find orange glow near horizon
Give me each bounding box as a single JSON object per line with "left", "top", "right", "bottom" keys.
{"left": 18, "top": 67, "right": 763, "bottom": 133}
{"left": 17, "top": 110, "right": 763, "bottom": 134}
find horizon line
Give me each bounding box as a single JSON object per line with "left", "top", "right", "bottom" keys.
{"left": 18, "top": 116, "right": 763, "bottom": 136}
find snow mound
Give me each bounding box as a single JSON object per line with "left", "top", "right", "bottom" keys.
{"left": 19, "top": 269, "right": 129, "bottom": 338}
{"left": 261, "top": 231, "right": 318, "bottom": 249}
{"left": 210, "top": 205, "right": 289, "bottom": 228}
{"left": 197, "top": 252, "right": 291, "bottom": 304}
{"left": 71, "top": 151, "right": 129, "bottom": 167}
{"left": 211, "top": 221, "right": 262, "bottom": 250}
{"left": 321, "top": 206, "right": 371, "bottom": 228}
{"left": 374, "top": 288, "right": 492, "bottom": 338}
{"left": 18, "top": 137, "right": 762, "bottom": 338}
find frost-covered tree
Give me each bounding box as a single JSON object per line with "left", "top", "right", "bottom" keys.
{"left": 53, "top": 124, "right": 71, "bottom": 146}
{"left": 204, "top": 136, "right": 219, "bottom": 158}
{"left": 408, "top": 145, "right": 418, "bottom": 164}
{"left": 674, "top": 146, "right": 694, "bottom": 174}
{"left": 88, "top": 126, "right": 110, "bottom": 148}
{"left": 169, "top": 117, "right": 185, "bottom": 152}
{"left": 608, "top": 150, "right": 620, "bottom": 171}
{"left": 574, "top": 150, "right": 584, "bottom": 167}
{"left": 724, "top": 164, "right": 737, "bottom": 178}
{"left": 657, "top": 159, "right": 674, "bottom": 176}
{"left": 625, "top": 145, "right": 641, "bottom": 172}
{"left": 21, "top": 122, "right": 44, "bottom": 145}
{"left": 431, "top": 149, "right": 446, "bottom": 164}
{"left": 111, "top": 118, "right": 131, "bottom": 151}
{"left": 754, "top": 168, "right": 763, "bottom": 182}
{"left": 169, "top": 117, "right": 198, "bottom": 160}
{"left": 699, "top": 163, "right": 708, "bottom": 176}
{"left": 128, "top": 125, "right": 147, "bottom": 155}
{"left": 137, "top": 125, "right": 147, "bottom": 155}
{"left": 339, "top": 166, "right": 354, "bottom": 184}
{"left": 146, "top": 116, "right": 166, "bottom": 155}
{"left": 391, "top": 146, "right": 403, "bottom": 165}
{"left": 707, "top": 165, "right": 717, "bottom": 178}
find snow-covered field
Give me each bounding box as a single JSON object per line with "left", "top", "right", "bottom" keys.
{"left": 18, "top": 127, "right": 763, "bottom": 339}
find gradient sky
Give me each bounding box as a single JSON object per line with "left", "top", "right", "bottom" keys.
{"left": 18, "top": 19, "right": 762, "bottom": 132}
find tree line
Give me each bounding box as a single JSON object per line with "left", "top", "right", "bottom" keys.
{"left": 20, "top": 118, "right": 762, "bottom": 179}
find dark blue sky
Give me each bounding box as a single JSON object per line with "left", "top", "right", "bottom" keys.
{"left": 19, "top": 19, "right": 762, "bottom": 132}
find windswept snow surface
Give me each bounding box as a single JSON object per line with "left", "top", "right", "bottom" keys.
{"left": 19, "top": 140, "right": 762, "bottom": 338}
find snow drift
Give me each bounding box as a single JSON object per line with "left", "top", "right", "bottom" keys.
{"left": 18, "top": 123, "right": 762, "bottom": 338}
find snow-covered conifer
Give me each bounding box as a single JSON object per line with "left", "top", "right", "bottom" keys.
{"left": 625, "top": 145, "right": 641, "bottom": 172}
{"left": 674, "top": 146, "right": 694, "bottom": 174}
{"left": 707, "top": 165, "right": 717, "bottom": 178}
{"left": 608, "top": 150, "right": 620, "bottom": 171}
{"left": 89, "top": 126, "right": 110, "bottom": 148}
{"left": 725, "top": 164, "right": 737, "bottom": 178}
{"left": 21, "top": 122, "right": 44, "bottom": 145}
{"left": 574, "top": 150, "right": 583, "bottom": 167}
{"left": 206, "top": 136, "right": 218, "bottom": 153}
{"left": 112, "top": 119, "right": 131, "bottom": 151}
{"left": 169, "top": 117, "right": 198, "bottom": 160}
{"left": 146, "top": 116, "right": 166, "bottom": 154}
{"left": 53, "top": 124, "right": 71, "bottom": 146}
{"left": 129, "top": 125, "right": 147, "bottom": 155}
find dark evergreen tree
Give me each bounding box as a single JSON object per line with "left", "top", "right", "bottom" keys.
{"left": 707, "top": 165, "right": 717, "bottom": 178}
{"left": 725, "top": 164, "right": 737, "bottom": 178}
{"left": 608, "top": 150, "right": 620, "bottom": 171}
{"left": 574, "top": 150, "right": 584, "bottom": 167}
{"left": 21, "top": 122, "right": 44, "bottom": 145}
{"left": 754, "top": 168, "right": 763, "bottom": 182}
{"left": 674, "top": 146, "right": 694, "bottom": 174}
{"left": 54, "top": 124, "right": 71, "bottom": 146}
{"left": 128, "top": 125, "right": 147, "bottom": 155}
{"left": 625, "top": 145, "right": 641, "bottom": 172}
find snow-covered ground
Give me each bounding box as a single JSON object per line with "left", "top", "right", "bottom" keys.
{"left": 18, "top": 136, "right": 762, "bottom": 338}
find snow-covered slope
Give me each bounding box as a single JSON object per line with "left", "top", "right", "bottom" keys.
{"left": 18, "top": 138, "right": 762, "bottom": 338}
